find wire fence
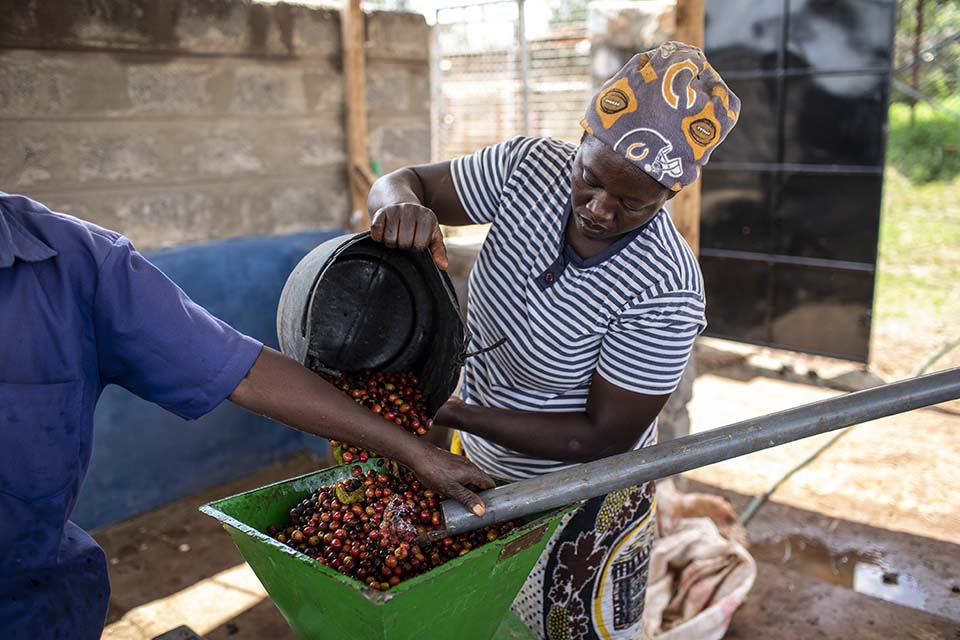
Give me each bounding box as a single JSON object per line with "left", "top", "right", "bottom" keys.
{"left": 433, "top": 0, "right": 591, "bottom": 160}
{"left": 891, "top": 0, "right": 960, "bottom": 120}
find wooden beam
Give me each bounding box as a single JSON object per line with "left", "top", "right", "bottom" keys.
{"left": 672, "top": 0, "right": 705, "bottom": 254}
{"left": 674, "top": 0, "right": 705, "bottom": 48}
{"left": 342, "top": 0, "right": 373, "bottom": 231}
{"left": 910, "top": 0, "right": 925, "bottom": 126}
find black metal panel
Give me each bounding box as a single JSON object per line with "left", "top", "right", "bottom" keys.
{"left": 770, "top": 264, "right": 874, "bottom": 360}
{"left": 775, "top": 172, "right": 883, "bottom": 263}
{"left": 701, "top": 255, "right": 771, "bottom": 343}
{"left": 782, "top": 73, "right": 889, "bottom": 166}
{"left": 702, "top": 0, "right": 895, "bottom": 362}
{"left": 785, "top": 0, "right": 896, "bottom": 71}
{"left": 701, "top": 169, "right": 774, "bottom": 253}
{"left": 702, "top": 1, "right": 783, "bottom": 71}
{"left": 710, "top": 78, "right": 780, "bottom": 164}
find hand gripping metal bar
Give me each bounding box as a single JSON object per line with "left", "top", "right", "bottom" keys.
{"left": 435, "top": 367, "right": 960, "bottom": 537}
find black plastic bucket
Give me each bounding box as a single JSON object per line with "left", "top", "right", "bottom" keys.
{"left": 277, "top": 233, "right": 469, "bottom": 416}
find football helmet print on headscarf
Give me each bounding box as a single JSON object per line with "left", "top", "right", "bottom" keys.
{"left": 613, "top": 128, "right": 684, "bottom": 183}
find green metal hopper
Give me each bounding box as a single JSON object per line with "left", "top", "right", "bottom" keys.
{"left": 200, "top": 461, "right": 572, "bottom": 640}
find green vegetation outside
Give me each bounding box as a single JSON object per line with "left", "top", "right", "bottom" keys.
{"left": 874, "top": 96, "right": 960, "bottom": 374}
{"left": 886, "top": 98, "right": 960, "bottom": 184}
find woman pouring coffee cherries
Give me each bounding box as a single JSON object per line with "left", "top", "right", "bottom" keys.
{"left": 366, "top": 42, "right": 741, "bottom": 639}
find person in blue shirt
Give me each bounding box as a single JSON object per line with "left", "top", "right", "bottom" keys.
{"left": 0, "top": 192, "right": 494, "bottom": 640}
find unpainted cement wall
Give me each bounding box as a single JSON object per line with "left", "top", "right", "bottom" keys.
{"left": 0, "top": 0, "right": 431, "bottom": 249}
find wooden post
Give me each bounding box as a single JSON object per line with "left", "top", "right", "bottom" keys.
{"left": 672, "top": 0, "right": 705, "bottom": 255}
{"left": 910, "top": 0, "right": 925, "bottom": 127}
{"left": 342, "top": 0, "right": 377, "bottom": 231}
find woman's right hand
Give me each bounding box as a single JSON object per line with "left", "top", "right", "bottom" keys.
{"left": 370, "top": 203, "right": 449, "bottom": 270}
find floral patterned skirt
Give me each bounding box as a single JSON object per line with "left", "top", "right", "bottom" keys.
{"left": 512, "top": 482, "right": 656, "bottom": 640}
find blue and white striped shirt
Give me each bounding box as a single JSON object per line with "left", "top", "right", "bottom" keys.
{"left": 451, "top": 136, "right": 706, "bottom": 481}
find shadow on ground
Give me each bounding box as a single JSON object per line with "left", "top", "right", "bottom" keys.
{"left": 94, "top": 453, "right": 323, "bottom": 625}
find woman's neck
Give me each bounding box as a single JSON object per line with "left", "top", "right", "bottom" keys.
{"left": 564, "top": 217, "right": 617, "bottom": 259}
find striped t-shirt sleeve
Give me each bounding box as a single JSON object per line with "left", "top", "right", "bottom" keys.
{"left": 450, "top": 136, "right": 538, "bottom": 224}
{"left": 597, "top": 293, "right": 706, "bottom": 395}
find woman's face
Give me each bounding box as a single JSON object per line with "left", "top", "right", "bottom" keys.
{"left": 570, "top": 135, "right": 674, "bottom": 243}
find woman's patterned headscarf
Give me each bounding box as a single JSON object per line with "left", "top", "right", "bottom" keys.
{"left": 581, "top": 41, "right": 741, "bottom": 191}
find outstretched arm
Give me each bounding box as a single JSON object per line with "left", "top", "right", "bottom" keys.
{"left": 229, "top": 346, "right": 494, "bottom": 515}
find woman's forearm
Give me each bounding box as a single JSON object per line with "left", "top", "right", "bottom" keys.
{"left": 368, "top": 169, "right": 425, "bottom": 216}
{"left": 439, "top": 402, "right": 635, "bottom": 463}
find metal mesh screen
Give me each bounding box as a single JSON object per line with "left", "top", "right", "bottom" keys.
{"left": 434, "top": 0, "right": 591, "bottom": 161}
{"left": 891, "top": 0, "right": 960, "bottom": 115}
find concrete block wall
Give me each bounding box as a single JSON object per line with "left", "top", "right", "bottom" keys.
{"left": 0, "top": 1, "right": 433, "bottom": 527}
{"left": 0, "top": 0, "right": 431, "bottom": 249}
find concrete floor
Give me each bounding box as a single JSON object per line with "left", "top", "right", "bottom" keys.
{"left": 97, "top": 455, "right": 320, "bottom": 639}
{"left": 688, "top": 480, "right": 959, "bottom": 638}
{"left": 726, "top": 563, "right": 956, "bottom": 640}
{"left": 689, "top": 339, "right": 960, "bottom": 545}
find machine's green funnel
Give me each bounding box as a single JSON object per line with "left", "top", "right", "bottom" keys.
{"left": 200, "top": 462, "right": 572, "bottom": 640}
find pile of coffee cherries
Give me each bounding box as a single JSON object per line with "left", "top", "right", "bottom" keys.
{"left": 322, "top": 370, "right": 433, "bottom": 464}
{"left": 267, "top": 369, "right": 521, "bottom": 589}
{"left": 267, "top": 463, "right": 522, "bottom": 590}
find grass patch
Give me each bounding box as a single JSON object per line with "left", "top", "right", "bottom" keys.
{"left": 886, "top": 98, "right": 960, "bottom": 184}
{"left": 875, "top": 169, "right": 960, "bottom": 324}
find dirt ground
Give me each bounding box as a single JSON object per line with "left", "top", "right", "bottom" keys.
{"left": 871, "top": 171, "right": 960, "bottom": 381}
{"left": 687, "top": 338, "right": 960, "bottom": 546}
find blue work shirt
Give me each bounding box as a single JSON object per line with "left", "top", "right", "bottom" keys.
{"left": 0, "top": 194, "right": 263, "bottom": 639}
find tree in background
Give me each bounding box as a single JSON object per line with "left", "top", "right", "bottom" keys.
{"left": 888, "top": 0, "right": 960, "bottom": 183}
{"left": 893, "top": 0, "right": 960, "bottom": 108}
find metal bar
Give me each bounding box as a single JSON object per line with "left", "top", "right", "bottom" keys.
{"left": 707, "top": 161, "right": 884, "bottom": 174}
{"left": 517, "top": 0, "right": 531, "bottom": 135}
{"left": 436, "top": 367, "right": 960, "bottom": 537}
{"left": 698, "top": 248, "right": 876, "bottom": 272}
{"left": 719, "top": 66, "right": 893, "bottom": 79}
